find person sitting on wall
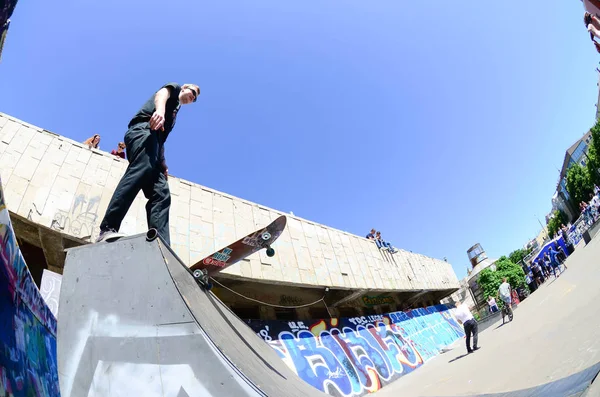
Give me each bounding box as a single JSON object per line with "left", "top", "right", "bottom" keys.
{"left": 375, "top": 231, "right": 398, "bottom": 254}
{"left": 111, "top": 141, "right": 126, "bottom": 159}
{"left": 584, "top": 12, "right": 600, "bottom": 53}
{"left": 83, "top": 134, "right": 101, "bottom": 149}
{"left": 366, "top": 228, "right": 376, "bottom": 240}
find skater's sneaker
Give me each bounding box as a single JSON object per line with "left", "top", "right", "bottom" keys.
{"left": 95, "top": 228, "right": 125, "bottom": 242}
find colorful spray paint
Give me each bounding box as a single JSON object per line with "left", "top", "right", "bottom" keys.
{"left": 248, "top": 305, "right": 464, "bottom": 396}
{"left": 0, "top": 177, "right": 60, "bottom": 396}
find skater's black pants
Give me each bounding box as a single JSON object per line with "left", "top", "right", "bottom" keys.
{"left": 463, "top": 319, "right": 478, "bottom": 352}
{"left": 99, "top": 123, "right": 171, "bottom": 245}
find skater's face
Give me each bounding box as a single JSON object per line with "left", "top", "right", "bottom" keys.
{"left": 180, "top": 87, "right": 199, "bottom": 105}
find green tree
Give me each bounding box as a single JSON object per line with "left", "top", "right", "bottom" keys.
{"left": 586, "top": 120, "right": 600, "bottom": 186}
{"left": 508, "top": 248, "right": 532, "bottom": 265}
{"left": 546, "top": 210, "right": 568, "bottom": 238}
{"left": 477, "top": 256, "right": 527, "bottom": 308}
{"left": 477, "top": 268, "right": 503, "bottom": 304}
{"left": 566, "top": 162, "right": 594, "bottom": 212}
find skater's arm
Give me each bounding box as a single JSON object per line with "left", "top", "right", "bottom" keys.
{"left": 589, "top": 24, "right": 600, "bottom": 39}
{"left": 150, "top": 87, "right": 172, "bottom": 131}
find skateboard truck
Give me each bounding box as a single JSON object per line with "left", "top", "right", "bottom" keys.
{"left": 261, "top": 231, "right": 276, "bottom": 257}
{"left": 192, "top": 268, "right": 213, "bottom": 290}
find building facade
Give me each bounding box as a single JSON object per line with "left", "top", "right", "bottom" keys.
{"left": 0, "top": 112, "right": 460, "bottom": 320}
{"left": 553, "top": 130, "right": 593, "bottom": 222}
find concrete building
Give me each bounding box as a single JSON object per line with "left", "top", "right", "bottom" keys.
{"left": 464, "top": 243, "right": 497, "bottom": 310}
{"left": 440, "top": 275, "right": 476, "bottom": 311}
{"left": 553, "top": 130, "right": 593, "bottom": 222}
{"left": 0, "top": 112, "right": 460, "bottom": 320}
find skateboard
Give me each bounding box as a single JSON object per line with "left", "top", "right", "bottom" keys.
{"left": 189, "top": 215, "right": 287, "bottom": 290}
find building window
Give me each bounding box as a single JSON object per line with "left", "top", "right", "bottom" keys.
{"left": 582, "top": 160, "right": 587, "bottom": 167}
{"left": 571, "top": 141, "right": 588, "bottom": 163}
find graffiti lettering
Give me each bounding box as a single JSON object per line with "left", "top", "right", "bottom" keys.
{"left": 0, "top": 178, "right": 60, "bottom": 396}
{"left": 242, "top": 228, "right": 269, "bottom": 247}
{"left": 51, "top": 193, "right": 100, "bottom": 239}
{"left": 212, "top": 247, "right": 232, "bottom": 262}
{"left": 362, "top": 296, "right": 395, "bottom": 306}
{"left": 247, "top": 305, "right": 464, "bottom": 396}
{"left": 280, "top": 295, "right": 303, "bottom": 306}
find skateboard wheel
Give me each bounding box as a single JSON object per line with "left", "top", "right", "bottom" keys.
{"left": 193, "top": 269, "right": 203, "bottom": 279}
{"left": 146, "top": 228, "right": 158, "bottom": 241}
{"left": 261, "top": 232, "right": 271, "bottom": 241}
{"left": 266, "top": 247, "right": 275, "bottom": 257}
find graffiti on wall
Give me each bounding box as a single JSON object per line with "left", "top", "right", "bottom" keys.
{"left": 0, "top": 177, "right": 60, "bottom": 396}
{"left": 51, "top": 193, "right": 100, "bottom": 239}
{"left": 361, "top": 295, "right": 394, "bottom": 306}
{"left": 247, "top": 305, "right": 464, "bottom": 397}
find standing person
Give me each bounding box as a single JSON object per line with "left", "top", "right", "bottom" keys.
{"left": 498, "top": 277, "right": 513, "bottom": 320}
{"left": 487, "top": 296, "right": 499, "bottom": 313}
{"left": 96, "top": 82, "right": 201, "bottom": 245}
{"left": 454, "top": 301, "right": 479, "bottom": 354}
{"left": 548, "top": 246, "right": 563, "bottom": 276}
{"left": 556, "top": 244, "right": 568, "bottom": 269}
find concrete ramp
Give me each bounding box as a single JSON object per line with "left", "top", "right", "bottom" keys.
{"left": 57, "top": 233, "right": 327, "bottom": 397}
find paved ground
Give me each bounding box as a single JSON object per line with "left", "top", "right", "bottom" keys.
{"left": 375, "top": 236, "right": 600, "bottom": 397}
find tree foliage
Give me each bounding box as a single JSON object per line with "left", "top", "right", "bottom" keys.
{"left": 547, "top": 209, "right": 568, "bottom": 239}
{"left": 566, "top": 162, "right": 594, "bottom": 212}
{"left": 508, "top": 248, "right": 532, "bottom": 265}
{"left": 586, "top": 120, "right": 600, "bottom": 187}
{"left": 477, "top": 256, "right": 527, "bottom": 308}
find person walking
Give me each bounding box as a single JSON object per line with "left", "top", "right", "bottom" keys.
{"left": 96, "top": 82, "right": 200, "bottom": 245}
{"left": 454, "top": 301, "right": 480, "bottom": 354}
{"left": 498, "top": 277, "right": 513, "bottom": 321}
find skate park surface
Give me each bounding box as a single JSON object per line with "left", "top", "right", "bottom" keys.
{"left": 374, "top": 234, "right": 600, "bottom": 397}
{"left": 56, "top": 230, "right": 600, "bottom": 397}
{"left": 57, "top": 233, "right": 328, "bottom": 397}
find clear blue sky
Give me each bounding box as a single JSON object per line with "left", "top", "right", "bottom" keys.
{"left": 1, "top": 0, "right": 598, "bottom": 279}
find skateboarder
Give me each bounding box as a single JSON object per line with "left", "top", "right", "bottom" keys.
{"left": 96, "top": 82, "right": 200, "bottom": 245}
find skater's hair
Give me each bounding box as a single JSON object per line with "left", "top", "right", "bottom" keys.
{"left": 585, "top": 12, "right": 593, "bottom": 27}
{"left": 183, "top": 84, "right": 200, "bottom": 96}
{"left": 83, "top": 134, "right": 101, "bottom": 148}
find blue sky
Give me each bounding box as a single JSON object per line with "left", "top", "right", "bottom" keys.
{"left": 1, "top": 0, "right": 598, "bottom": 279}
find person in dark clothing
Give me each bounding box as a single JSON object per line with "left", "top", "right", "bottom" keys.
{"left": 96, "top": 82, "right": 200, "bottom": 245}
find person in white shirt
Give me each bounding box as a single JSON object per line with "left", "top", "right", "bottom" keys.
{"left": 454, "top": 301, "right": 480, "bottom": 354}
{"left": 487, "top": 296, "right": 499, "bottom": 313}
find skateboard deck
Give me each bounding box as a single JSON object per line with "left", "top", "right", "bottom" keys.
{"left": 189, "top": 215, "right": 287, "bottom": 288}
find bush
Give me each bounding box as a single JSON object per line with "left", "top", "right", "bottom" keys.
{"left": 477, "top": 256, "right": 526, "bottom": 309}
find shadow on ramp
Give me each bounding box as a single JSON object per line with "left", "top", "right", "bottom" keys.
{"left": 57, "top": 233, "right": 328, "bottom": 397}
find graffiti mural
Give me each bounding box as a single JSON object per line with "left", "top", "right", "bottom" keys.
{"left": 0, "top": 177, "right": 60, "bottom": 396}
{"left": 247, "top": 305, "right": 464, "bottom": 396}
{"left": 51, "top": 193, "right": 100, "bottom": 239}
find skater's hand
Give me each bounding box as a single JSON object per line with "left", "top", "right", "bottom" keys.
{"left": 164, "top": 168, "right": 169, "bottom": 180}
{"left": 150, "top": 111, "right": 165, "bottom": 131}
